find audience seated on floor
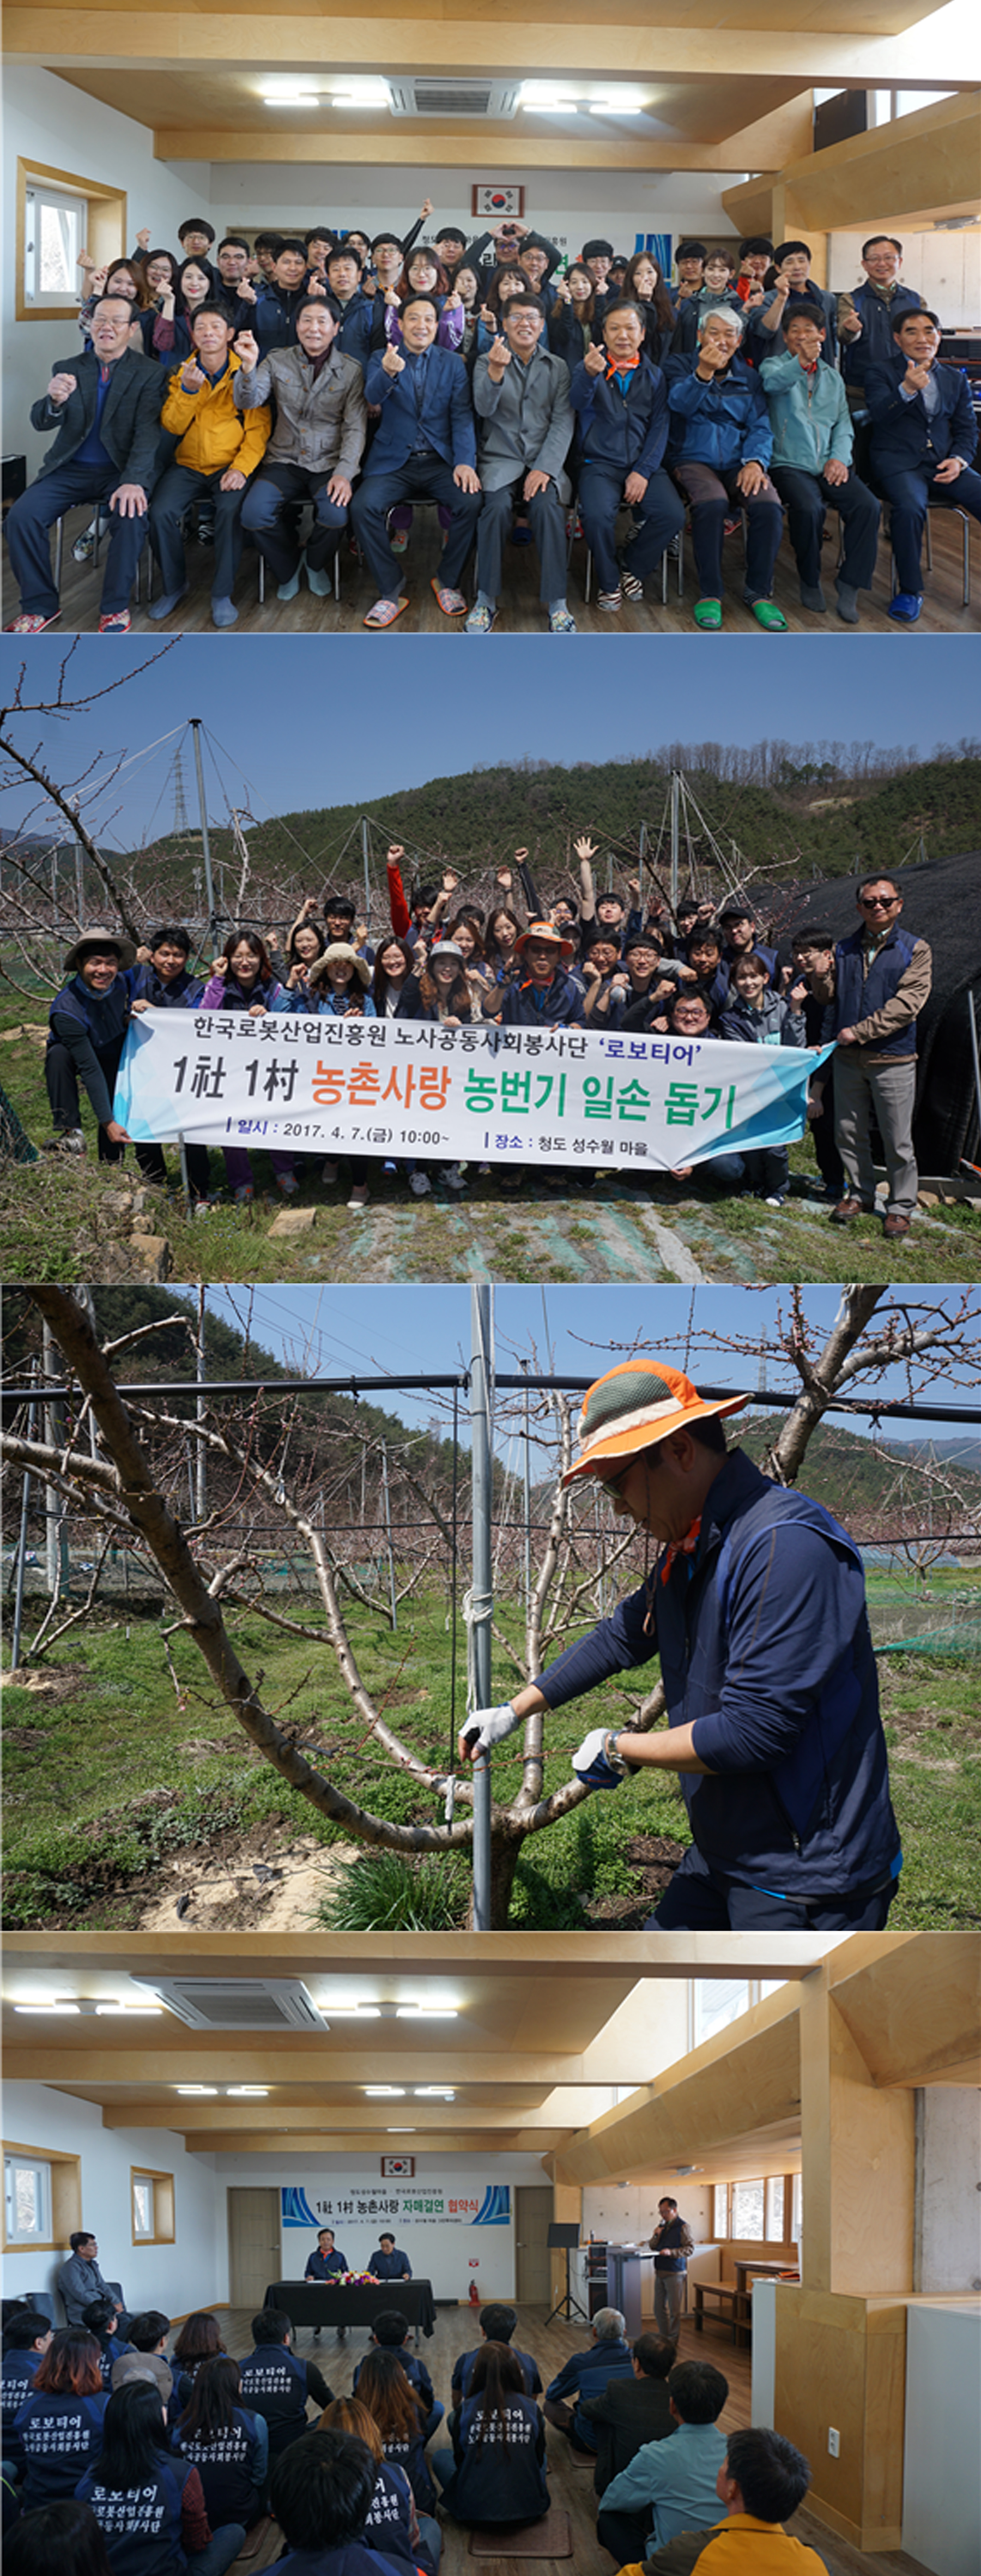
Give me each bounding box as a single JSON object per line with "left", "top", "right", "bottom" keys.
{"left": 596, "top": 2358, "right": 729, "bottom": 2563}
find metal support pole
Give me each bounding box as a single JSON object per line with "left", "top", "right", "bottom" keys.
{"left": 10, "top": 1399, "right": 38, "bottom": 1674}
{"left": 190, "top": 720, "right": 218, "bottom": 949}
{"left": 638, "top": 819, "right": 647, "bottom": 922}
{"left": 470, "top": 1286, "right": 493, "bottom": 1930}
{"left": 195, "top": 1288, "right": 207, "bottom": 1523}
{"left": 670, "top": 771, "right": 680, "bottom": 912}
{"left": 41, "top": 1320, "right": 70, "bottom": 1604}
{"left": 380, "top": 1439, "right": 397, "bottom": 1631}
{"left": 74, "top": 832, "right": 85, "bottom": 927}
{"left": 361, "top": 818, "right": 372, "bottom": 931}
{"left": 522, "top": 1361, "right": 532, "bottom": 1613}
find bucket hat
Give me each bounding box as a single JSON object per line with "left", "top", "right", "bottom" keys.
{"left": 562, "top": 1358, "right": 747, "bottom": 1485}
{"left": 63, "top": 925, "right": 137, "bottom": 975}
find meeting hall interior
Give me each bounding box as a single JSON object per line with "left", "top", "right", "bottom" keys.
{"left": 2, "top": 0, "right": 980, "bottom": 631}
{"left": 3, "top": 1928, "right": 979, "bottom": 2576}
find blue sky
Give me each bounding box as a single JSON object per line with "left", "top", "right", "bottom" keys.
{"left": 198, "top": 1284, "right": 979, "bottom": 1458}
{"left": 0, "top": 635, "right": 978, "bottom": 850}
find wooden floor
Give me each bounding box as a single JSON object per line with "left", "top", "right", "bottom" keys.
{"left": 214, "top": 2300, "right": 935, "bottom": 2576}
{"left": 3, "top": 498, "right": 978, "bottom": 634}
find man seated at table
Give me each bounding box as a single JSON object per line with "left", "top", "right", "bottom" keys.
{"left": 233, "top": 298, "right": 367, "bottom": 602}
{"left": 568, "top": 300, "right": 685, "bottom": 612}
{"left": 865, "top": 307, "right": 981, "bottom": 624}
{"left": 305, "top": 2228, "right": 349, "bottom": 2341}
{"left": 352, "top": 293, "right": 481, "bottom": 629}
{"left": 4, "top": 295, "right": 162, "bottom": 635}
{"left": 667, "top": 308, "right": 784, "bottom": 630}
{"left": 368, "top": 2234, "right": 412, "bottom": 2282}
{"left": 467, "top": 295, "right": 575, "bottom": 632}
{"left": 760, "top": 305, "right": 880, "bottom": 624}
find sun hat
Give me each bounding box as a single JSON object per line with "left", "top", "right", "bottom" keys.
{"left": 308, "top": 942, "right": 372, "bottom": 990}
{"left": 63, "top": 925, "right": 137, "bottom": 976}
{"left": 515, "top": 919, "right": 577, "bottom": 964}
{"left": 562, "top": 1358, "right": 748, "bottom": 1485}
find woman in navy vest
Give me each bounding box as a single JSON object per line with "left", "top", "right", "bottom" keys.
{"left": 175, "top": 2357, "right": 268, "bottom": 2534}
{"left": 433, "top": 2345, "right": 549, "bottom": 2526}
{"left": 353, "top": 2351, "right": 434, "bottom": 2514}
{"left": 76, "top": 2379, "right": 244, "bottom": 2574}
{"left": 321, "top": 2396, "right": 441, "bottom": 2575}
{"left": 15, "top": 2331, "right": 108, "bottom": 2508}
{"left": 4, "top": 2496, "right": 114, "bottom": 2576}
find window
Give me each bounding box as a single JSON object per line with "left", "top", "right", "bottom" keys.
{"left": 16, "top": 161, "right": 126, "bottom": 324}
{"left": 690, "top": 1979, "right": 786, "bottom": 2049}
{"left": 4, "top": 2153, "right": 51, "bottom": 2247}
{"left": 731, "top": 2180, "right": 765, "bottom": 2239}
{"left": 713, "top": 2183, "right": 729, "bottom": 2238}
{"left": 792, "top": 2171, "right": 803, "bottom": 2245}
{"left": 130, "top": 2168, "right": 175, "bottom": 2247}
{"left": 765, "top": 2176, "right": 785, "bottom": 2240}
{"left": 23, "top": 183, "right": 83, "bottom": 307}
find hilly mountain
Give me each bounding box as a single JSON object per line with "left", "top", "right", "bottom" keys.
{"left": 109, "top": 752, "right": 981, "bottom": 915}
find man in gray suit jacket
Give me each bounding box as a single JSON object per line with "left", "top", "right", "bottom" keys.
{"left": 57, "top": 2231, "right": 125, "bottom": 2327}
{"left": 467, "top": 296, "right": 576, "bottom": 632}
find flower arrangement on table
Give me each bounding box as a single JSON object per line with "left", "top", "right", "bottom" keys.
{"left": 340, "top": 2271, "right": 381, "bottom": 2285}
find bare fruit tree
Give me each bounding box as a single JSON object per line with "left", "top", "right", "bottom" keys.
{"left": 3, "top": 1282, "right": 979, "bottom": 1924}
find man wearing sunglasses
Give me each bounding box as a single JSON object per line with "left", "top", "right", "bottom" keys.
{"left": 822, "top": 874, "right": 931, "bottom": 1240}
{"left": 459, "top": 1359, "right": 901, "bottom": 1931}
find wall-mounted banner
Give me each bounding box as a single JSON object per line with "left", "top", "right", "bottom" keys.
{"left": 115, "top": 1009, "right": 833, "bottom": 1173}
{"left": 283, "top": 2183, "right": 511, "bottom": 2228}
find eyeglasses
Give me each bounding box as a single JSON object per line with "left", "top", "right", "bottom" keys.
{"left": 595, "top": 1457, "right": 638, "bottom": 1497}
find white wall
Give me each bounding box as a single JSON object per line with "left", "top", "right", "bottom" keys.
{"left": 582, "top": 2181, "right": 712, "bottom": 2243}
{"left": 902, "top": 2303, "right": 981, "bottom": 2576}
{"left": 829, "top": 225, "right": 981, "bottom": 323}
{"left": 916, "top": 2090, "right": 981, "bottom": 2292}
{"left": 210, "top": 166, "right": 742, "bottom": 257}
{"left": 3, "top": 67, "right": 211, "bottom": 451}
{"left": 214, "top": 2151, "right": 550, "bottom": 2303}
{"left": 2, "top": 2082, "right": 221, "bottom": 2323}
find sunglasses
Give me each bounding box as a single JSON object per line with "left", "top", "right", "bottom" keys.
{"left": 859, "top": 895, "right": 898, "bottom": 908}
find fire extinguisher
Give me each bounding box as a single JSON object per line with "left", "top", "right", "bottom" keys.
{"left": 469, "top": 2278, "right": 480, "bottom": 2307}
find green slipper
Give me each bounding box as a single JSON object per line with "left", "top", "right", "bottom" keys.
{"left": 748, "top": 600, "right": 789, "bottom": 631}
{"left": 693, "top": 600, "right": 722, "bottom": 630}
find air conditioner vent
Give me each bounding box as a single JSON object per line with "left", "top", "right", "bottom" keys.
{"left": 132, "top": 1978, "right": 327, "bottom": 2030}
{"left": 387, "top": 78, "right": 520, "bottom": 120}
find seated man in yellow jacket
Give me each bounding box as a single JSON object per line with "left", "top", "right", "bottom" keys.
{"left": 633, "top": 2426, "right": 829, "bottom": 2574}
{"left": 149, "top": 301, "right": 270, "bottom": 625}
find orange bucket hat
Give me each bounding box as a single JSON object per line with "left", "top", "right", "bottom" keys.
{"left": 562, "top": 1358, "right": 748, "bottom": 1486}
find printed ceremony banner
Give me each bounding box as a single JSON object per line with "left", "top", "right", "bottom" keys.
{"left": 115, "top": 1008, "right": 834, "bottom": 1173}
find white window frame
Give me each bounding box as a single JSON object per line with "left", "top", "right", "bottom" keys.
{"left": 765, "top": 2175, "right": 785, "bottom": 2241}
{"left": 4, "top": 2151, "right": 52, "bottom": 2247}
{"left": 731, "top": 2177, "right": 766, "bottom": 2240}
{"left": 22, "top": 180, "right": 86, "bottom": 311}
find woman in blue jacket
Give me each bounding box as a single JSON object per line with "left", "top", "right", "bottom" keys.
{"left": 16, "top": 2334, "right": 108, "bottom": 2509}
{"left": 719, "top": 949, "right": 806, "bottom": 1206}
{"left": 175, "top": 2357, "right": 268, "bottom": 2536}
{"left": 76, "top": 2378, "right": 243, "bottom": 2574}
{"left": 461, "top": 1356, "right": 901, "bottom": 1931}
{"left": 433, "top": 2347, "right": 549, "bottom": 2527}
{"left": 198, "top": 929, "right": 297, "bottom": 1205}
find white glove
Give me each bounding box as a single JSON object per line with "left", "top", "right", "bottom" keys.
{"left": 459, "top": 1703, "right": 522, "bottom": 1755}
{"left": 572, "top": 1728, "right": 626, "bottom": 1791}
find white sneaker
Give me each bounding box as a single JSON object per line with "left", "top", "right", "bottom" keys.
{"left": 347, "top": 1183, "right": 369, "bottom": 1209}
{"left": 409, "top": 1171, "right": 432, "bottom": 1196}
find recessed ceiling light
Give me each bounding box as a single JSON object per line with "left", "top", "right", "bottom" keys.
{"left": 386, "top": 2128, "right": 416, "bottom": 2133}
{"left": 329, "top": 2006, "right": 381, "bottom": 2018}
{"left": 414, "top": 2087, "right": 456, "bottom": 2099}
{"left": 396, "top": 2006, "right": 458, "bottom": 2019}
{"left": 176, "top": 2085, "right": 219, "bottom": 2096}
{"left": 365, "top": 2086, "right": 406, "bottom": 2097}
{"left": 590, "top": 95, "right": 645, "bottom": 114}
{"left": 15, "top": 2001, "right": 80, "bottom": 2014}
{"left": 95, "top": 2004, "right": 164, "bottom": 2015}
{"left": 226, "top": 2086, "right": 269, "bottom": 2097}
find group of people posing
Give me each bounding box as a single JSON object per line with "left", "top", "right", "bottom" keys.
{"left": 41, "top": 841, "right": 930, "bottom": 1234}
{"left": 7, "top": 214, "right": 977, "bottom": 634}
{"left": 4, "top": 2293, "right": 829, "bottom": 2575}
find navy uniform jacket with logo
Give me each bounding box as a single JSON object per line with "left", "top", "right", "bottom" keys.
{"left": 177, "top": 2402, "right": 267, "bottom": 2528}
{"left": 15, "top": 2387, "right": 108, "bottom": 2505}
{"left": 437, "top": 2392, "right": 549, "bottom": 2524}
{"left": 2, "top": 2350, "right": 44, "bottom": 2468}
{"left": 451, "top": 2343, "right": 542, "bottom": 2403}
{"left": 76, "top": 2450, "right": 195, "bottom": 2576}
{"left": 238, "top": 2342, "right": 332, "bottom": 2456}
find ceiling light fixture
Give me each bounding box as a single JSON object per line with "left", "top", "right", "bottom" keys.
{"left": 365, "top": 2085, "right": 407, "bottom": 2097}
{"left": 590, "top": 96, "right": 645, "bottom": 116}
{"left": 15, "top": 2000, "right": 80, "bottom": 2014}
{"left": 176, "top": 2085, "right": 219, "bottom": 2096}
{"left": 396, "top": 2006, "right": 459, "bottom": 2020}
{"left": 226, "top": 2086, "right": 269, "bottom": 2097}
{"left": 413, "top": 2087, "right": 456, "bottom": 2100}
{"left": 329, "top": 2006, "right": 381, "bottom": 2018}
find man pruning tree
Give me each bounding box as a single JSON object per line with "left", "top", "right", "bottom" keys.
{"left": 461, "top": 1358, "right": 901, "bottom": 1931}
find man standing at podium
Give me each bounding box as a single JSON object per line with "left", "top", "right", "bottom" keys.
{"left": 650, "top": 2199, "right": 694, "bottom": 2344}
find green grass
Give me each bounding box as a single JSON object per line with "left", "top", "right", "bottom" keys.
{"left": 3, "top": 1591, "right": 979, "bottom": 1929}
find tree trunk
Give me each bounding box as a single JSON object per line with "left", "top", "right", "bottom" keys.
{"left": 467, "top": 1825, "right": 523, "bottom": 1928}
